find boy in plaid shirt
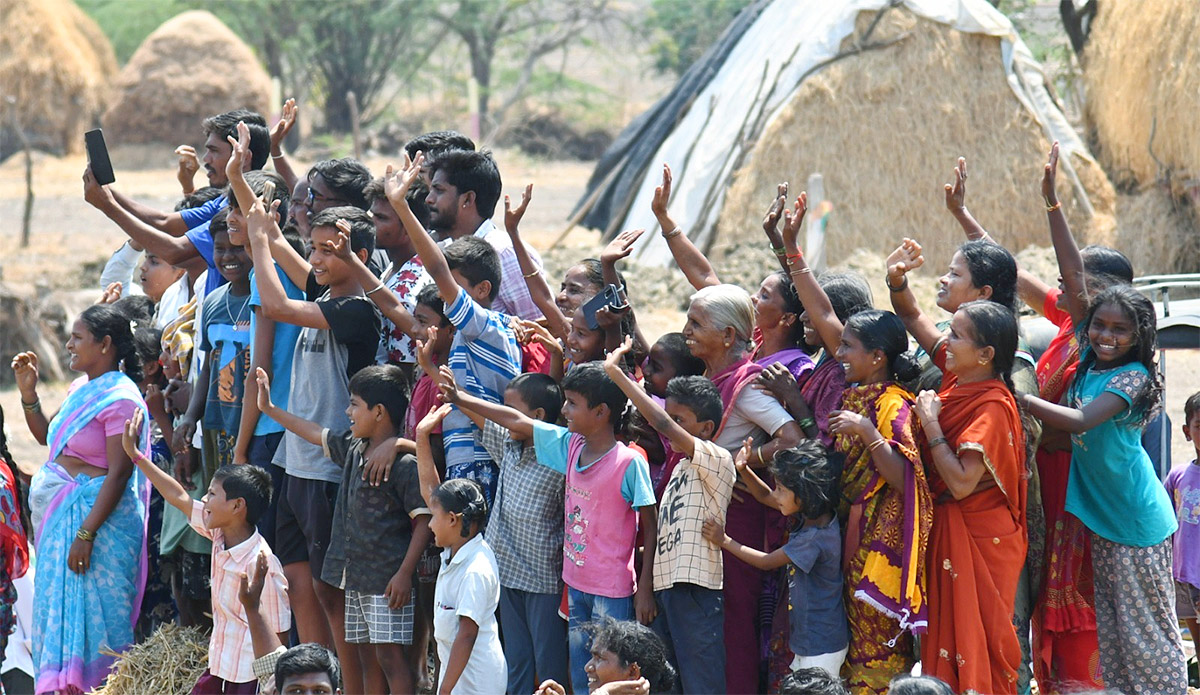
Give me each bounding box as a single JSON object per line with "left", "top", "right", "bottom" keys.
{"left": 604, "top": 337, "right": 735, "bottom": 694}
{"left": 439, "top": 369, "right": 568, "bottom": 693}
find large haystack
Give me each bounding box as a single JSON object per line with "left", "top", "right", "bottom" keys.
{"left": 102, "top": 11, "right": 271, "bottom": 145}
{"left": 717, "top": 7, "right": 1116, "bottom": 275}
{"left": 0, "top": 0, "right": 117, "bottom": 154}
{"left": 1083, "top": 0, "right": 1200, "bottom": 191}
{"left": 1116, "top": 188, "right": 1200, "bottom": 276}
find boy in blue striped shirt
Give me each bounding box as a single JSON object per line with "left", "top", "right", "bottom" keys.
{"left": 381, "top": 154, "right": 521, "bottom": 504}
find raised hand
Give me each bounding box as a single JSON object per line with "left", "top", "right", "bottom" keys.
{"left": 237, "top": 551, "right": 269, "bottom": 612}
{"left": 10, "top": 351, "right": 39, "bottom": 398}
{"left": 417, "top": 402, "right": 453, "bottom": 437}
{"left": 254, "top": 367, "right": 274, "bottom": 414}
{"left": 944, "top": 156, "right": 967, "bottom": 213}
{"left": 886, "top": 238, "right": 925, "bottom": 280}
{"left": 503, "top": 183, "right": 533, "bottom": 238}
{"left": 1042, "top": 141, "right": 1060, "bottom": 204}
{"left": 121, "top": 409, "right": 144, "bottom": 461}
{"left": 604, "top": 334, "right": 635, "bottom": 373}
{"left": 534, "top": 680, "right": 568, "bottom": 695}
{"left": 383, "top": 152, "right": 424, "bottom": 208}
{"left": 650, "top": 163, "right": 672, "bottom": 219}
{"left": 324, "top": 220, "right": 354, "bottom": 260}
{"left": 416, "top": 327, "right": 439, "bottom": 378}
{"left": 175, "top": 145, "right": 200, "bottom": 192}
{"left": 601, "top": 228, "right": 645, "bottom": 266}
{"left": 733, "top": 436, "right": 754, "bottom": 475}
{"left": 269, "top": 98, "right": 298, "bottom": 155}
{"left": 780, "top": 192, "right": 809, "bottom": 250}
{"left": 225, "top": 120, "right": 252, "bottom": 183}
{"left": 514, "top": 319, "right": 562, "bottom": 355}
{"left": 761, "top": 181, "right": 789, "bottom": 244}
{"left": 435, "top": 364, "right": 461, "bottom": 405}
{"left": 97, "top": 281, "right": 123, "bottom": 305}
{"left": 245, "top": 193, "right": 280, "bottom": 243}
{"left": 82, "top": 166, "right": 114, "bottom": 210}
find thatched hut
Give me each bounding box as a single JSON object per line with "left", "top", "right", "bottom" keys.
{"left": 576, "top": 0, "right": 1116, "bottom": 277}
{"left": 0, "top": 0, "right": 117, "bottom": 156}
{"left": 102, "top": 10, "right": 271, "bottom": 145}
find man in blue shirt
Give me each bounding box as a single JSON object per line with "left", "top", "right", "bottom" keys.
{"left": 83, "top": 109, "right": 272, "bottom": 294}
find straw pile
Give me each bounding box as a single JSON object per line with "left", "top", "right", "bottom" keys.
{"left": 102, "top": 10, "right": 271, "bottom": 145}
{"left": 90, "top": 623, "right": 210, "bottom": 695}
{"left": 0, "top": 0, "right": 117, "bottom": 154}
{"left": 1115, "top": 188, "right": 1200, "bottom": 275}
{"left": 1083, "top": 0, "right": 1200, "bottom": 191}
{"left": 716, "top": 7, "right": 1116, "bottom": 277}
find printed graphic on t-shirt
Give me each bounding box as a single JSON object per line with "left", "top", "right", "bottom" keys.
{"left": 298, "top": 329, "right": 328, "bottom": 355}
{"left": 1179, "top": 485, "right": 1200, "bottom": 526}
{"left": 657, "top": 468, "right": 688, "bottom": 555}
{"left": 565, "top": 501, "right": 590, "bottom": 567}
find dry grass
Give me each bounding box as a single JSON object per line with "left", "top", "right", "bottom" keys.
{"left": 89, "top": 623, "right": 209, "bottom": 695}
{"left": 717, "top": 7, "right": 1116, "bottom": 276}
{"left": 0, "top": 0, "right": 117, "bottom": 153}
{"left": 102, "top": 10, "right": 272, "bottom": 145}
{"left": 1083, "top": 0, "right": 1200, "bottom": 191}
{"left": 1116, "top": 187, "right": 1200, "bottom": 276}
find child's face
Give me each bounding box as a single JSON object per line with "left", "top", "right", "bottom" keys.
{"left": 345, "top": 394, "right": 382, "bottom": 440}
{"left": 642, "top": 341, "right": 677, "bottom": 398}
{"left": 1087, "top": 301, "right": 1137, "bottom": 366}
{"left": 200, "top": 478, "right": 240, "bottom": 530}
{"left": 562, "top": 390, "right": 607, "bottom": 435}
{"left": 213, "top": 230, "right": 253, "bottom": 286}
{"left": 227, "top": 206, "right": 248, "bottom": 247}
{"left": 427, "top": 496, "right": 461, "bottom": 549}
{"left": 139, "top": 253, "right": 183, "bottom": 303}
{"left": 503, "top": 388, "right": 540, "bottom": 443}
{"left": 308, "top": 226, "right": 353, "bottom": 287}
{"left": 557, "top": 264, "right": 602, "bottom": 318}
{"left": 414, "top": 304, "right": 453, "bottom": 356}
{"left": 771, "top": 482, "right": 801, "bottom": 517}
{"left": 370, "top": 197, "right": 412, "bottom": 254}
{"left": 585, "top": 643, "right": 636, "bottom": 691}
{"left": 567, "top": 311, "right": 604, "bottom": 365}
{"left": 280, "top": 672, "right": 338, "bottom": 695}
{"left": 664, "top": 397, "right": 714, "bottom": 441}
{"left": 450, "top": 269, "right": 491, "bottom": 306}
{"left": 1183, "top": 410, "right": 1200, "bottom": 451}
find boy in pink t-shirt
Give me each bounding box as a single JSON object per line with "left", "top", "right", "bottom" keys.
{"left": 1165, "top": 391, "right": 1200, "bottom": 640}
{"left": 440, "top": 361, "right": 657, "bottom": 694}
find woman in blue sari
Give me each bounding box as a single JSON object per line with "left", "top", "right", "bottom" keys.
{"left": 11, "top": 304, "right": 150, "bottom": 694}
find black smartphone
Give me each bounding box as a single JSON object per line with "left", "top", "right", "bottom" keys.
{"left": 84, "top": 129, "right": 115, "bottom": 186}
{"left": 581, "top": 284, "right": 624, "bottom": 330}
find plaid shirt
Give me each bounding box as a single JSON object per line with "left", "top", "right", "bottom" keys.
{"left": 472, "top": 220, "right": 544, "bottom": 321}
{"left": 480, "top": 421, "right": 565, "bottom": 593}
{"left": 188, "top": 501, "right": 290, "bottom": 683}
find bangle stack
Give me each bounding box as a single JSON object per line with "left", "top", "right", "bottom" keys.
{"left": 21, "top": 398, "right": 40, "bottom": 413}
{"left": 76, "top": 527, "right": 97, "bottom": 543}
{"left": 866, "top": 438, "right": 889, "bottom": 454}
{"left": 886, "top": 275, "right": 909, "bottom": 293}
{"left": 786, "top": 252, "right": 812, "bottom": 275}
{"left": 771, "top": 246, "right": 786, "bottom": 257}
{"left": 798, "top": 417, "right": 816, "bottom": 430}
{"left": 928, "top": 436, "right": 950, "bottom": 450}
{"left": 662, "top": 226, "right": 683, "bottom": 240}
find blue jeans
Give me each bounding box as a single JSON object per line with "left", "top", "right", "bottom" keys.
{"left": 567, "top": 587, "right": 633, "bottom": 693}
{"left": 500, "top": 587, "right": 568, "bottom": 694}
{"left": 651, "top": 583, "right": 725, "bottom": 694}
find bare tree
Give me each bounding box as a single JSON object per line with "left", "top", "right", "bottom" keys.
{"left": 434, "top": 0, "right": 614, "bottom": 138}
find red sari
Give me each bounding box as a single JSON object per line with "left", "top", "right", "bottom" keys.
{"left": 920, "top": 346, "right": 1027, "bottom": 693}
{"left": 1031, "top": 290, "right": 1103, "bottom": 690}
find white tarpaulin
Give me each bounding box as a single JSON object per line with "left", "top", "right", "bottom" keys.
{"left": 624, "top": 0, "right": 1093, "bottom": 265}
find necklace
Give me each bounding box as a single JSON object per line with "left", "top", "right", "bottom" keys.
{"left": 224, "top": 288, "right": 251, "bottom": 328}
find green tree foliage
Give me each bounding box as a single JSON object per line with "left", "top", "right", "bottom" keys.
{"left": 645, "top": 0, "right": 752, "bottom": 76}
{"left": 76, "top": 0, "right": 194, "bottom": 63}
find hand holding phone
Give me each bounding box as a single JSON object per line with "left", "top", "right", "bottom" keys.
{"left": 84, "top": 129, "right": 115, "bottom": 186}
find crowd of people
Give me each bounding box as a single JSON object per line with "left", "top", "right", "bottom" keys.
{"left": 0, "top": 104, "right": 1195, "bottom": 695}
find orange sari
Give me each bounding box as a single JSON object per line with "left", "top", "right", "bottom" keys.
{"left": 920, "top": 353, "right": 1028, "bottom": 694}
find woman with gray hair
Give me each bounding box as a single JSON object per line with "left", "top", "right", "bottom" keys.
{"left": 683, "top": 283, "right": 803, "bottom": 694}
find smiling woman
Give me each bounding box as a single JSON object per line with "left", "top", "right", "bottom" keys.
{"left": 10, "top": 304, "right": 151, "bottom": 694}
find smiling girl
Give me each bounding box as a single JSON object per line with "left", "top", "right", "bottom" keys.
{"left": 1021, "top": 285, "right": 1186, "bottom": 692}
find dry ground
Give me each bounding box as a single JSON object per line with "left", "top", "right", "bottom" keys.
{"left": 2, "top": 148, "right": 1198, "bottom": 472}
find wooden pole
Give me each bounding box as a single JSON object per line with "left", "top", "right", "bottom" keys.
{"left": 18, "top": 124, "right": 33, "bottom": 248}
{"left": 347, "top": 91, "right": 362, "bottom": 160}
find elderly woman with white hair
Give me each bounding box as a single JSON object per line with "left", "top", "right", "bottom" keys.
{"left": 683, "top": 283, "right": 803, "bottom": 694}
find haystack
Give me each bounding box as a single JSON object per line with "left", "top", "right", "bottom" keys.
{"left": 717, "top": 7, "right": 1116, "bottom": 274}
{"left": 102, "top": 10, "right": 271, "bottom": 145}
{"left": 1083, "top": 0, "right": 1200, "bottom": 191}
{"left": 576, "top": 0, "right": 1117, "bottom": 278}
{"left": 90, "top": 623, "right": 209, "bottom": 695}
{"left": 0, "top": 0, "right": 117, "bottom": 154}
{"left": 1115, "top": 188, "right": 1200, "bottom": 276}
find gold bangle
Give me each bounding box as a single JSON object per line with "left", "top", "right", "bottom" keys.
{"left": 789, "top": 267, "right": 812, "bottom": 275}
{"left": 21, "top": 398, "right": 41, "bottom": 413}
{"left": 522, "top": 267, "right": 542, "bottom": 279}
{"left": 867, "top": 438, "right": 889, "bottom": 453}
{"left": 76, "top": 527, "right": 97, "bottom": 542}
{"left": 662, "top": 226, "right": 683, "bottom": 240}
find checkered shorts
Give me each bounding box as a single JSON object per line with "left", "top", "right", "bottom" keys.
{"left": 345, "top": 589, "right": 416, "bottom": 644}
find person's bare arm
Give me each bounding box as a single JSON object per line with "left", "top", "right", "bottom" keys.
{"left": 828, "top": 409, "right": 907, "bottom": 491}
{"left": 914, "top": 391, "right": 988, "bottom": 499}
{"left": 651, "top": 163, "right": 720, "bottom": 290}
{"left": 635, "top": 505, "right": 657, "bottom": 625}
{"left": 1021, "top": 390, "right": 1129, "bottom": 435}
{"left": 886, "top": 238, "right": 944, "bottom": 355}
{"left": 247, "top": 199, "right": 329, "bottom": 329}
{"left": 437, "top": 365, "right": 536, "bottom": 440}
{"left": 254, "top": 368, "right": 323, "bottom": 446}
{"left": 729, "top": 439, "right": 778, "bottom": 508}
{"left": 237, "top": 553, "right": 286, "bottom": 660}
{"left": 328, "top": 223, "right": 417, "bottom": 338}
{"left": 701, "top": 515, "right": 790, "bottom": 570}
{"left": 603, "top": 337, "right": 695, "bottom": 457}
{"left": 385, "top": 154, "right": 460, "bottom": 307}
{"left": 124, "top": 411, "right": 192, "bottom": 514}
{"left": 415, "top": 404, "right": 452, "bottom": 506}
{"left": 504, "top": 185, "right": 571, "bottom": 340}
{"left": 268, "top": 98, "right": 300, "bottom": 193}
{"left": 10, "top": 352, "right": 49, "bottom": 444}
{"left": 107, "top": 187, "right": 190, "bottom": 235}
{"left": 779, "top": 192, "right": 842, "bottom": 354}
{"left": 84, "top": 169, "right": 198, "bottom": 265}
{"left": 1042, "top": 142, "right": 1089, "bottom": 324}
{"left": 233, "top": 309, "right": 275, "bottom": 463}
{"left": 439, "top": 617, "right": 480, "bottom": 695}
{"left": 762, "top": 182, "right": 792, "bottom": 275}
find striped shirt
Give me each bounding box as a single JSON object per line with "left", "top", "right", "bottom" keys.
{"left": 188, "top": 500, "right": 290, "bottom": 683}
{"left": 444, "top": 287, "right": 522, "bottom": 504}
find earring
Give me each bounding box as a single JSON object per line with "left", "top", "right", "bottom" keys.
{"left": 978, "top": 358, "right": 987, "bottom": 365}
{"left": 102, "top": 346, "right": 108, "bottom": 354}
{"left": 873, "top": 357, "right": 881, "bottom": 364}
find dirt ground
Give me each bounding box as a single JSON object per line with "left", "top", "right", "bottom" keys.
{"left": 2, "top": 148, "right": 1198, "bottom": 472}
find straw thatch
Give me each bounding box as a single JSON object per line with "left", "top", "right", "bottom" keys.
{"left": 0, "top": 0, "right": 117, "bottom": 154}
{"left": 90, "top": 623, "right": 210, "bottom": 695}
{"left": 102, "top": 10, "right": 271, "bottom": 145}
{"left": 1116, "top": 188, "right": 1200, "bottom": 276}
{"left": 1083, "top": 0, "right": 1200, "bottom": 191}
{"left": 715, "top": 7, "right": 1116, "bottom": 276}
